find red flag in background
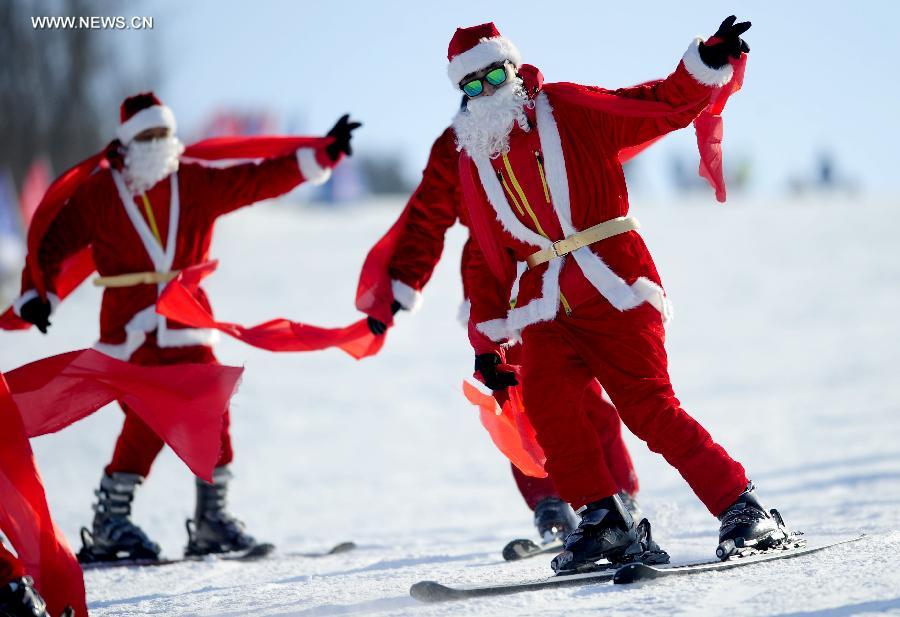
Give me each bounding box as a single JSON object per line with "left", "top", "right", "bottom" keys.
{"left": 157, "top": 262, "right": 384, "bottom": 359}
{"left": 19, "top": 158, "right": 52, "bottom": 228}
{"left": 0, "top": 371, "right": 87, "bottom": 617}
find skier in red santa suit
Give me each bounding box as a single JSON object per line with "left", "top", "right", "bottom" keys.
{"left": 447, "top": 19, "right": 796, "bottom": 572}
{"left": 11, "top": 93, "right": 360, "bottom": 563}
{"left": 0, "top": 544, "right": 49, "bottom": 617}
{"left": 366, "top": 124, "right": 640, "bottom": 545}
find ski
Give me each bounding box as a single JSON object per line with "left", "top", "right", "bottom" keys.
{"left": 502, "top": 537, "right": 563, "bottom": 561}
{"left": 81, "top": 541, "right": 356, "bottom": 570}
{"left": 410, "top": 563, "right": 618, "bottom": 602}
{"left": 410, "top": 534, "right": 864, "bottom": 603}
{"left": 613, "top": 534, "right": 863, "bottom": 584}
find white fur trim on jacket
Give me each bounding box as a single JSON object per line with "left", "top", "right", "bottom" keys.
{"left": 391, "top": 279, "right": 423, "bottom": 312}
{"left": 117, "top": 105, "right": 177, "bottom": 145}
{"left": 96, "top": 170, "right": 218, "bottom": 360}
{"left": 448, "top": 37, "right": 522, "bottom": 86}
{"left": 12, "top": 289, "right": 60, "bottom": 317}
{"left": 682, "top": 37, "right": 734, "bottom": 87}
{"left": 470, "top": 92, "right": 674, "bottom": 341}
{"left": 457, "top": 299, "right": 471, "bottom": 327}
{"left": 296, "top": 148, "right": 332, "bottom": 186}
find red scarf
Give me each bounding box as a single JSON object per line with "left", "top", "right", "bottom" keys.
{"left": 0, "top": 353, "right": 242, "bottom": 616}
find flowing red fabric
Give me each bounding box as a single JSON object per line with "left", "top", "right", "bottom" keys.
{"left": 5, "top": 348, "right": 243, "bottom": 480}
{"left": 0, "top": 135, "right": 332, "bottom": 331}
{"left": 157, "top": 262, "right": 384, "bottom": 359}
{"left": 0, "top": 371, "right": 87, "bottom": 616}
{"left": 462, "top": 380, "right": 547, "bottom": 478}
{"left": 354, "top": 202, "right": 414, "bottom": 323}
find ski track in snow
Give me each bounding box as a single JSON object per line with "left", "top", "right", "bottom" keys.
{"left": 2, "top": 196, "right": 899, "bottom": 616}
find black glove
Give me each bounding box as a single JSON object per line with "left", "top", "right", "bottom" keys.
{"left": 474, "top": 353, "right": 519, "bottom": 391}
{"left": 367, "top": 300, "right": 403, "bottom": 336}
{"left": 20, "top": 296, "right": 52, "bottom": 334}
{"left": 698, "top": 15, "right": 751, "bottom": 69}
{"left": 325, "top": 114, "right": 362, "bottom": 162}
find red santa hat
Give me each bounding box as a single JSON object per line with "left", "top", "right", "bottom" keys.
{"left": 116, "top": 92, "right": 177, "bottom": 144}
{"left": 447, "top": 22, "right": 522, "bottom": 86}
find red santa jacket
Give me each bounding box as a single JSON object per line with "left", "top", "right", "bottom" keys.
{"left": 461, "top": 39, "right": 734, "bottom": 352}
{"left": 386, "top": 127, "right": 474, "bottom": 311}
{"left": 15, "top": 147, "right": 334, "bottom": 360}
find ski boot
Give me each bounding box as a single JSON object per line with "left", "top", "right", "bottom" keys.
{"left": 77, "top": 472, "right": 161, "bottom": 563}
{"left": 0, "top": 575, "right": 74, "bottom": 617}
{"left": 617, "top": 490, "right": 642, "bottom": 522}
{"left": 185, "top": 466, "right": 269, "bottom": 558}
{"left": 533, "top": 497, "right": 579, "bottom": 544}
{"left": 551, "top": 494, "right": 669, "bottom": 575}
{"left": 716, "top": 482, "right": 799, "bottom": 560}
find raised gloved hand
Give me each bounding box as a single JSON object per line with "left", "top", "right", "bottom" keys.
{"left": 699, "top": 15, "right": 751, "bottom": 69}
{"left": 325, "top": 114, "right": 362, "bottom": 162}
{"left": 367, "top": 300, "right": 403, "bottom": 336}
{"left": 474, "top": 353, "right": 519, "bottom": 391}
{"left": 19, "top": 297, "right": 52, "bottom": 334}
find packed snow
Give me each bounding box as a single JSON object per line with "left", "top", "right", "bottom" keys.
{"left": 2, "top": 194, "right": 899, "bottom": 616}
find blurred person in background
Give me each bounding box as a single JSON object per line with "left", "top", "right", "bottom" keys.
{"left": 447, "top": 18, "right": 798, "bottom": 574}
{"left": 9, "top": 92, "right": 359, "bottom": 564}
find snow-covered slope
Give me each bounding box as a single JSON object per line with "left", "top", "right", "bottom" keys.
{"left": 3, "top": 195, "right": 899, "bottom": 616}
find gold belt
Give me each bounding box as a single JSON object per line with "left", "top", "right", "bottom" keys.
{"left": 525, "top": 216, "right": 640, "bottom": 269}
{"left": 93, "top": 270, "right": 180, "bottom": 288}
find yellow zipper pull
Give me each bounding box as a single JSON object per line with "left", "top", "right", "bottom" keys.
{"left": 535, "top": 151, "right": 552, "bottom": 204}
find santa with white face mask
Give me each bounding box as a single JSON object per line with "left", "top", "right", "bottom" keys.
{"left": 450, "top": 20, "right": 801, "bottom": 574}
{"left": 9, "top": 92, "right": 360, "bottom": 564}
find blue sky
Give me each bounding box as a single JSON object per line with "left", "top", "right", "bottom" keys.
{"left": 111, "top": 1, "right": 898, "bottom": 196}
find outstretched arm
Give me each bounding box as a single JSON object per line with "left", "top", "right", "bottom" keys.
{"left": 13, "top": 188, "right": 96, "bottom": 331}
{"left": 205, "top": 115, "right": 361, "bottom": 216}
{"left": 592, "top": 16, "right": 751, "bottom": 150}
{"left": 387, "top": 128, "right": 462, "bottom": 310}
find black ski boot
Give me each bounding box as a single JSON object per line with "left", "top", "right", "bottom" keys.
{"left": 617, "top": 490, "right": 642, "bottom": 522}
{"left": 551, "top": 494, "right": 669, "bottom": 574}
{"left": 533, "top": 497, "right": 579, "bottom": 544}
{"left": 77, "top": 472, "right": 160, "bottom": 563}
{"left": 716, "top": 482, "right": 795, "bottom": 560}
{"left": 185, "top": 466, "right": 266, "bottom": 557}
{"left": 0, "top": 575, "right": 74, "bottom": 617}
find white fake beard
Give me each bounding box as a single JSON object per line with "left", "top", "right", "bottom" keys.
{"left": 452, "top": 78, "right": 532, "bottom": 160}
{"left": 123, "top": 136, "right": 184, "bottom": 193}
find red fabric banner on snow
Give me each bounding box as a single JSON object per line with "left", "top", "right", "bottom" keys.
{"left": 354, "top": 201, "right": 414, "bottom": 324}
{"left": 0, "top": 135, "right": 332, "bottom": 331}
{"left": 0, "top": 371, "right": 87, "bottom": 617}
{"left": 156, "top": 262, "right": 384, "bottom": 360}
{"left": 462, "top": 380, "right": 547, "bottom": 478}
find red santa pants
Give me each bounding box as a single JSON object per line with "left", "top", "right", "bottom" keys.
{"left": 104, "top": 333, "right": 233, "bottom": 478}
{"left": 500, "top": 376, "right": 639, "bottom": 510}
{"left": 0, "top": 543, "right": 23, "bottom": 585}
{"left": 520, "top": 298, "right": 748, "bottom": 515}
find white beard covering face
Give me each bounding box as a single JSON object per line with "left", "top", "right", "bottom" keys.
{"left": 453, "top": 76, "right": 532, "bottom": 160}
{"left": 123, "top": 136, "right": 185, "bottom": 193}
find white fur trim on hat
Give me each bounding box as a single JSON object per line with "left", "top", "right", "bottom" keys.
{"left": 448, "top": 37, "right": 522, "bottom": 86}
{"left": 117, "top": 105, "right": 177, "bottom": 144}
{"left": 682, "top": 37, "right": 734, "bottom": 87}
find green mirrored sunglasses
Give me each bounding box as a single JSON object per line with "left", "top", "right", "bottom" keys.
{"left": 461, "top": 66, "right": 509, "bottom": 98}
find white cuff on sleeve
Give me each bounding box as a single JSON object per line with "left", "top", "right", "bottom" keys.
{"left": 682, "top": 37, "right": 734, "bottom": 87}
{"left": 391, "top": 279, "right": 423, "bottom": 313}
{"left": 13, "top": 289, "right": 60, "bottom": 317}
{"left": 296, "top": 148, "right": 332, "bottom": 186}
